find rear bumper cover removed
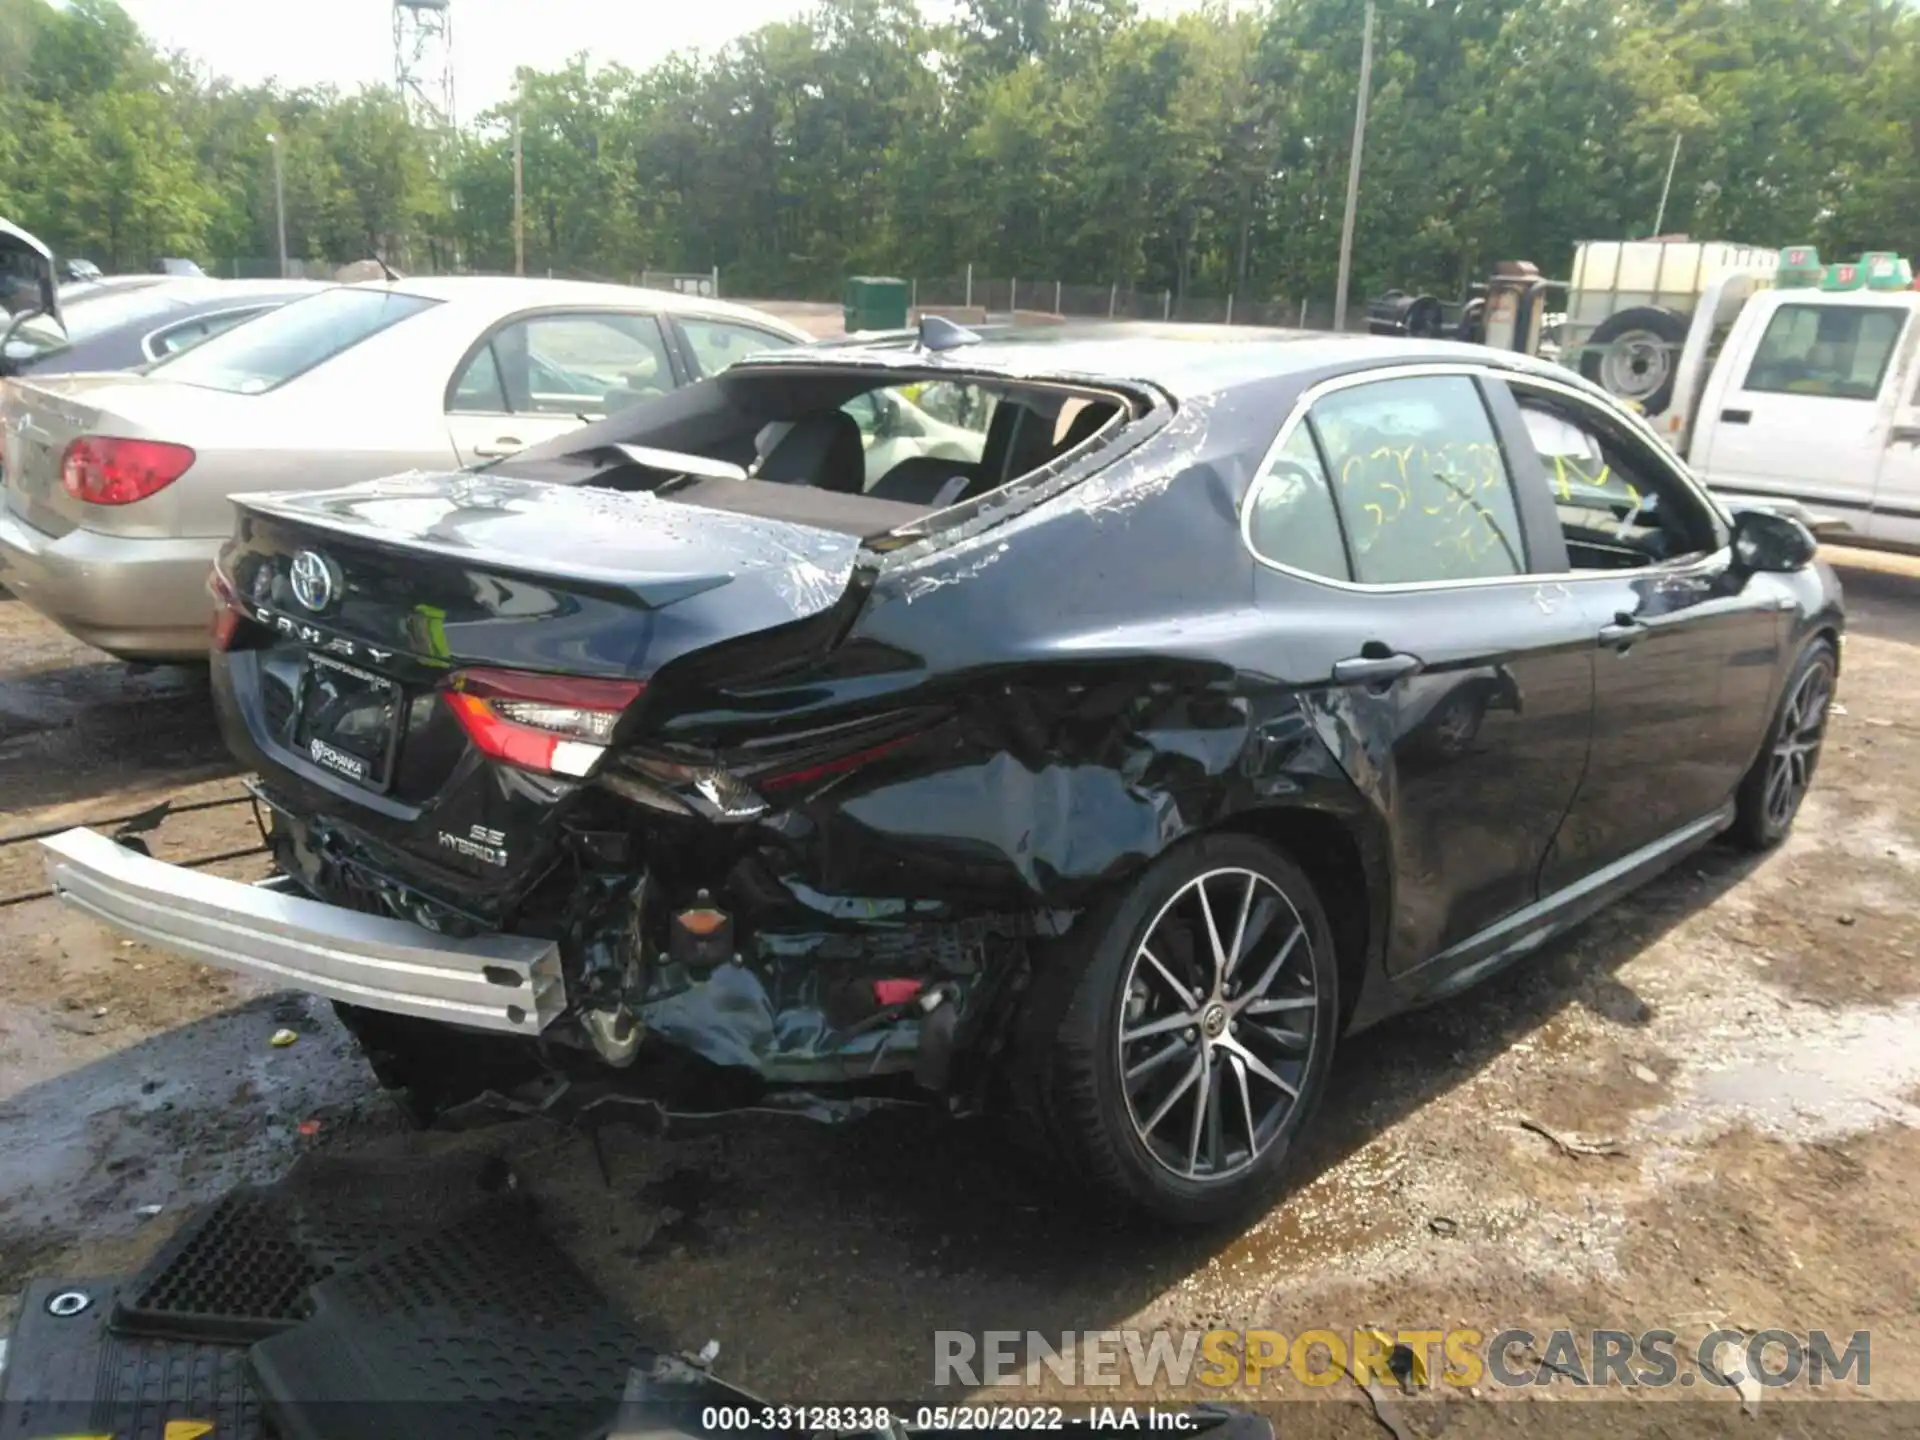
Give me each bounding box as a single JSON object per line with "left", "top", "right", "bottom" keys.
{"left": 39, "top": 827, "right": 566, "bottom": 1034}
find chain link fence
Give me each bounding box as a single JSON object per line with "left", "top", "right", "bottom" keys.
{"left": 885, "top": 273, "right": 1354, "bottom": 330}
{"left": 216, "top": 256, "right": 1359, "bottom": 333}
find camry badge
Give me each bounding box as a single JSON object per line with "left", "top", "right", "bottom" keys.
{"left": 289, "top": 550, "right": 338, "bottom": 613}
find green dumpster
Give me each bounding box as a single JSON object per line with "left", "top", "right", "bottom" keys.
{"left": 844, "top": 276, "right": 909, "bottom": 333}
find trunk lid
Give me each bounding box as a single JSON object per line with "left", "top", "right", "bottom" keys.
{"left": 1, "top": 373, "right": 237, "bottom": 538}
{"left": 1, "top": 375, "right": 115, "bottom": 538}
{"left": 218, "top": 471, "right": 872, "bottom": 901}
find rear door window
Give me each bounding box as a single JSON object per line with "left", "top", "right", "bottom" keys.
{"left": 1743, "top": 304, "right": 1906, "bottom": 399}
{"left": 1306, "top": 374, "right": 1527, "bottom": 584}
{"left": 678, "top": 316, "right": 799, "bottom": 376}
{"left": 1245, "top": 425, "right": 1350, "bottom": 580}
{"left": 454, "top": 311, "right": 675, "bottom": 418}
{"left": 150, "top": 287, "right": 436, "bottom": 393}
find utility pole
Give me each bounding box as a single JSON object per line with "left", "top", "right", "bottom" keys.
{"left": 512, "top": 110, "right": 525, "bottom": 277}
{"left": 1652, "top": 133, "right": 1682, "bottom": 237}
{"left": 1332, "top": 0, "right": 1375, "bottom": 332}
{"left": 267, "top": 133, "right": 288, "bottom": 279}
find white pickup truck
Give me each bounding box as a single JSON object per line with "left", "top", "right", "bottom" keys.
{"left": 1608, "top": 247, "right": 1920, "bottom": 553}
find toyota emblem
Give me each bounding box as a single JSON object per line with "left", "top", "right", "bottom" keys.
{"left": 289, "top": 550, "right": 338, "bottom": 612}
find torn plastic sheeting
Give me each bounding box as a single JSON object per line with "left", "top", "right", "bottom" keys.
{"left": 899, "top": 539, "right": 1011, "bottom": 602}
{"left": 872, "top": 398, "right": 1176, "bottom": 574}
{"left": 767, "top": 552, "right": 856, "bottom": 616}
{"left": 867, "top": 401, "right": 1244, "bottom": 637}
{"left": 1072, "top": 391, "right": 1223, "bottom": 518}
{"left": 637, "top": 956, "right": 930, "bottom": 1082}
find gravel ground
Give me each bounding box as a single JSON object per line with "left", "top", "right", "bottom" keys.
{"left": 2, "top": 553, "right": 1918, "bottom": 1435}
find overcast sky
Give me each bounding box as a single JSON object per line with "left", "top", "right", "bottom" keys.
{"left": 118, "top": 1, "right": 1207, "bottom": 118}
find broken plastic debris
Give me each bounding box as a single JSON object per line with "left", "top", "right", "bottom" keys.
{"left": 270, "top": 1028, "right": 299, "bottom": 1048}
{"left": 1350, "top": 1365, "right": 1415, "bottom": 1440}
{"left": 1628, "top": 1061, "right": 1659, "bottom": 1084}
{"left": 1702, "top": 1333, "right": 1764, "bottom": 1417}
{"left": 1518, "top": 1116, "right": 1628, "bottom": 1158}
{"left": 695, "top": 1339, "right": 721, "bottom": 1367}
{"left": 297, "top": 1119, "right": 322, "bottom": 1137}
{"left": 134, "top": 1203, "right": 163, "bottom": 1218}
{"left": 1427, "top": 1215, "right": 1458, "bottom": 1237}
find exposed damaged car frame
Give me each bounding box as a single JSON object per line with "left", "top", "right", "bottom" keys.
{"left": 42, "top": 324, "right": 1844, "bottom": 1222}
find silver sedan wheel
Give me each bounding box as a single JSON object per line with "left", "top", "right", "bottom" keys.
{"left": 1116, "top": 867, "right": 1319, "bottom": 1183}
{"left": 1765, "top": 659, "right": 1835, "bottom": 830}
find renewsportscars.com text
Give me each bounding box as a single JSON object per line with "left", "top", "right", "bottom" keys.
{"left": 932, "top": 1327, "right": 1871, "bottom": 1392}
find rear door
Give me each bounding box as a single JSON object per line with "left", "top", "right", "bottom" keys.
{"left": 1501, "top": 375, "right": 1781, "bottom": 887}
{"left": 445, "top": 309, "right": 682, "bottom": 466}
{"left": 1245, "top": 367, "right": 1596, "bottom": 974}
{"left": 1697, "top": 294, "right": 1911, "bottom": 523}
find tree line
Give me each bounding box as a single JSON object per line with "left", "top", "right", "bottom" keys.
{"left": 2, "top": 0, "right": 1915, "bottom": 306}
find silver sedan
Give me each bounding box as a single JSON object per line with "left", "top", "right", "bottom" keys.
{"left": 0, "top": 276, "right": 811, "bottom": 660}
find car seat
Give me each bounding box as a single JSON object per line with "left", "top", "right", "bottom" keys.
{"left": 754, "top": 411, "right": 866, "bottom": 493}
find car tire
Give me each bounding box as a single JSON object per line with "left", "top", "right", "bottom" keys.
{"left": 1730, "top": 637, "right": 1838, "bottom": 851}
{"left": 1578, "top": 305, "right": 1690, "bottom": 415}
{"left": 1001, "top": 833, "right": 1341, "bottom": 1226}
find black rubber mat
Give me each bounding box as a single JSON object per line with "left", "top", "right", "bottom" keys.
{"left": 0, "top": 1278, "right": 267, "bottom": 1440}
{"left": 248, "top": 1195, "right": 660, "bottom": 1440}
{"left": 115, "top": 1150, "right": 517, "bottom": 1343}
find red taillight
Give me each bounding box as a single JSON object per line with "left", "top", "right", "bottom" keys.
{"left": 209, "top": 569, "right": 242, "bottom": 651}
{"left": 872, "top": 978, "right": 925, "bottom": 1007}
{"left": 444, "top": 667, "right": 643, "bottom": 778}
{"left": 60, "top": 436, "right": 196, "bottom": 506}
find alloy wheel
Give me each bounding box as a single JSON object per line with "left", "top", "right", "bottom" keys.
{"left": 1116, "top": 867, "right": 1319, "bottom": 1183}
{"left": 1764, "top": 659, "right": 1834, "bottom": 831}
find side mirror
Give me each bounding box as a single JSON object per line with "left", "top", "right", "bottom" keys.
{"left": 1730, "top": 507, "right": 1818, "bottom": 574}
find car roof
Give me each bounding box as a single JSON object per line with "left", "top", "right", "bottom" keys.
{"left": 61, "top": 276, "right": 323, "bottom": 306}
{"left": 162, "top": 279, "right": 332, "bottom": 307}
{"left": 771, "top": 321, "right": 1578, "bottom": 400}
{"left": 359, "top": 274, "right": 811, "bottom": 336}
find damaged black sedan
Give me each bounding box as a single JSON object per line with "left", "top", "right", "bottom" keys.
{"left": 41, "top": 323, "right": 1843, "bottom": 1223}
